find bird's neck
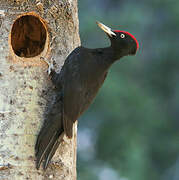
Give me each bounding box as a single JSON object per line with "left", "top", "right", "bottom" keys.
{"left": 96, "top": 46, "right": 122, "bottom": 66}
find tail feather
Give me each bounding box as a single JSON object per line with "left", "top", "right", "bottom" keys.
{"left": 35, "top": 130, "right": 59, "bottom": 169}
{"left": 35, "top": 93, "right": 63, "bottom": 170}
{"left": 43, "top": 136, "right": 62, "bottom": 170}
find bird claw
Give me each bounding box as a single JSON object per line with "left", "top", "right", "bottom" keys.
{"left": 40, "top": 57, "right": 54, "bottom": 75}
{"left": 47, "top": 62, "right": 54, "bottom": 75}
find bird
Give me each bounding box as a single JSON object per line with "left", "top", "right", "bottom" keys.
{"left": 35, "top": 21, "right": 139, "bottom": 170}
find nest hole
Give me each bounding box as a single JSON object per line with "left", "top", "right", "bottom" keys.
{"left": 11, "top": 15, "right": 47, "bottom": 58}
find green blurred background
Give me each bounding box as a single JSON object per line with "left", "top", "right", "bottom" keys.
{"left": 77, "top": 1, "right": 179, "bottom": 180}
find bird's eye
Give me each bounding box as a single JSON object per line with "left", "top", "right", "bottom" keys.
{"left": 120, "top": 34, "right": 125, "bottom": 38}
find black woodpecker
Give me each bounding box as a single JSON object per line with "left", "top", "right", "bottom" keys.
{"left": 35, "top": 21, "right": 139, "bottom": 170}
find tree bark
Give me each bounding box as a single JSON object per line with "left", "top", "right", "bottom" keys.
{"left": 0, "top": 0, "right": 80, "bottom": 179}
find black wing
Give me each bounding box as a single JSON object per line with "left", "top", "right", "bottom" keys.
{"left": 61, "top": 47, "right": 84, "bottom": 138}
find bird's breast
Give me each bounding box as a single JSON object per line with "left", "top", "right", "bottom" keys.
{"left": 77, "top": 72, "right": 107, "bottom": 115}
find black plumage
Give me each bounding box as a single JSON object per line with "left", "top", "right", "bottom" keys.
{"left": 35, "top": 22, "right": 139, "bottom": 170}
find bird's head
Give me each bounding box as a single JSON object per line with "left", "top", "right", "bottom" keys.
{"left": 97, "top": 21, "right": 139, "bottom": 58}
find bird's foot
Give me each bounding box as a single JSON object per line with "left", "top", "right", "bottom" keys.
{"left": 40, "top": 57, "right": 54, "bottom": 75}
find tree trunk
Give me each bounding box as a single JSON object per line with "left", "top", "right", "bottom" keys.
{"left": 0, "top": 0, "right": 80, "bottom": 179}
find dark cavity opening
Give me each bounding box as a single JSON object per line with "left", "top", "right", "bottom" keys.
{"left": 11, "top": 15, "right": 47, "bottom": 58}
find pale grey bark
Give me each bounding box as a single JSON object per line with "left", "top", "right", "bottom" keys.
{"left": 0, "top": 0, "right": 80, "bottom": 179}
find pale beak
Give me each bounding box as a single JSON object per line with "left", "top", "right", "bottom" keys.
{"left": 96, "top": 21, "right": 116, "bottom": 37}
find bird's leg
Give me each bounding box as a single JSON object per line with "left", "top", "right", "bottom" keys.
{"left": 40, "top": 57, "right": 61, "bottom": 89}
{"left": 40, "top": 57, "right": 54, "bottom": 75}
